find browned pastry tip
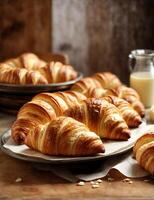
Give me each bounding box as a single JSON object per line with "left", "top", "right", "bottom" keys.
{"left": 102, "top": 95, "right": 142, "bottom": 128}
{"left": 65, "top": 98, "right": 131, "bottom": 140}
{"left": 117, "top": 85, "right": 145, "bottom": 117}
{"left": 11, "top": 118, "right": 38, "bottom": 144}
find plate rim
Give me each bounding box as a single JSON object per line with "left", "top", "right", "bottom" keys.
{"left": 0, "top": 129, "right": 133, "bottom": 164}
{"left": 0, "top": 72, "right": 83, "bottom": 94}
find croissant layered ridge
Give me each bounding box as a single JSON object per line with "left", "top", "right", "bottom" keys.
{"left": 39, "top": 62, "right": 78, "bottom": 83}
{"left": 71, "top": 72, "right": 122, "bottom": 95}
{"left": 133, "top": 133, "right": 154, "bottom": 175}
{"left": 11, "top": 91, "right": 86, "bottom": 144}
{"left": 0, "top": 53, "right": 78, "bottom": 85}
{"left": 102, "top": 96, "right": 142, "bottom": 128}
{"left": 65, "top": 98, "right": 131, "bottom": 140}
{"left": 86, "top": 87, "right": 145, "bottom": 118}
{"left": 24, "top": 116, "right": 105, "bottom": 156}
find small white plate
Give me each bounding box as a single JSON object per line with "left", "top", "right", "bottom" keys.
{"left": 0, "top": 121, "right": 148, "bottom": 164}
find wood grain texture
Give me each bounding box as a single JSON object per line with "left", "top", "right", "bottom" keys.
{"left": 0, "top": 0, "right": 51, "bottom": 61}
{"left": 0, "top": 113, "right": 154, "bottom": 200}
{"left": 52, "top": 0, "right": 154, "bottom": 83}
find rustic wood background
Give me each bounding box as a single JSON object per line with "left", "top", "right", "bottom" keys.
{"left": 0, "top": 0, "right": 154, "bottom": 83}
{"left": 0, "top": 0, "right": 51, "bottom": 60}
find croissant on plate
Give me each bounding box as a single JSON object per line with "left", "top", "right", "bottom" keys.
{"left": 65, "top": 98, "right": 131, "bottom": 140}
{"left": 116, "top": 85, "right": 145, "bottom": 117}
{"left": 133, "top": 133, "right": 154, "bottom": 175}
{"left": 87, "top": 87, "right": 145, "bottom": 118}
{"left": 0, "top": 66, "right": 48, "bottom": 85}
{"left": 102, "top": 96, "right": 142, "bottom": 128}
{"left": 24, "top": 116, "right": 105, "bottom": 156}
{"left": 0, "top": 53, "right": 78, "bottom": 85}
{"left": 93, "top": 72, "right": 122, "bottom": 90}
{"left": 39, "top": 62, "right": 78, "bottom": 83}
{"left": 11, "top": 91, "right": 86, "bottom": 144}
{"left": 71, "top": 72, "right": 122, "bottom": 95}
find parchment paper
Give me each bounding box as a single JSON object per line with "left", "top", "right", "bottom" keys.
{"left": 3, "top": 121, "right": 147, "bottom": 161}
{"left": 3, "top": 121, "right": 154, "bottom": 182}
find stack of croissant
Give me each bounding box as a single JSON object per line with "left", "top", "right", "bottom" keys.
{"left": 0, "top": 53, "right": 78, "bottom": 84}
{"left": 11, "top": 69, "right": 146, "bottom": 157}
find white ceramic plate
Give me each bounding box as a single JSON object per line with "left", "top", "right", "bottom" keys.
{"left": 0, "top": 121, "right": 147, "bottom": 164}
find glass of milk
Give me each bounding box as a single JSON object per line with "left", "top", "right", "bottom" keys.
{"left": 129, "top": 49, "right": 154, "bottom": 108}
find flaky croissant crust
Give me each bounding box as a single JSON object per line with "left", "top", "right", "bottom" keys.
{"left": 133, "top": 133, "right": 154, "bottom": 175}
{"left": 71, "top": 72, "right": 145, "bottom": 117}
{"left": 24, "top": 116, "right": 105, "bottom": 156}
{"left": 0, "top": 53, "right": 78, "bottom": 85}
{"left": 11, "top": 89, "right": 135, "bottom": 156}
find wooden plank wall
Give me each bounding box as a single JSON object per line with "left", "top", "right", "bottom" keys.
{"left": 52, "top": 0, "right": 154, "bottom": 83}
{"left": 0, "top": 0, "right": 51, "bottom": 61}
{"left": 0, "top": 1, "right": 154, "bottom": 83}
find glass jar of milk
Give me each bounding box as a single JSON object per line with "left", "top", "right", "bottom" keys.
{"left": 129, "top": 49, "right": 154, "bottom": 108}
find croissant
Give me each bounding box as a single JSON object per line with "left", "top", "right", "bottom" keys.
{"left": 133, "top": 133, "right": 154, "bottom": 175}
{"left": 0, "top": 65, "right": 48, "bottom": 84}
{"left": 39, "top": 62, "right": 78, "bottom": 83}
{"left": 93, "top": 72, "right": 122, "bottom": 89}
{"left": 117, "top": 85, "right": 145, "bottom": 117}
{"left": 87, "top": 87, "right": 145, "bottom": 118}
{"left": 71, "top": 72, "right": 122, "bottom": 95}
{"left": 0, "top": 53, "right": 78, "bottom": 85}
{"left": 71, "top": 77, "right": 102, "bottom": 95}
{"left": 11, "top": 91, "right": 86, "bottom": 143}
{"left": 102, "top": 96, "right": 142, "bottom": 128}
{"left": 65, "top": 98, "right": 131, "bottom": 140}
{"left": 24, "top": 116, "right": 105, "bottom": 156}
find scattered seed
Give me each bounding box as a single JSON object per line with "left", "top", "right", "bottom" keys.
{"left": 122, "top": 178, "right": 131, "bottom": 182}
{"left": 125, "top": 178, "right": 131, "bottom": 182}
{"left": 15, "top": 177, "right": 22, "bottom": 183}
{"left": 96, "top": 179, "right": 103, "bottom": 183}
{"left": 128, "top": 181, "right": 133, "bottom": 184}
{"left": 144, "top": 179, "right": 149, "bottom": 182}
{"left": 92, "top": 184, "right": 100, "bottom": 189}
{"left": 90, "top": 181, "right": 95, "bottom": 184}
{"left": 107, "top": 177, "right": 114, "bottom": 181}
{"left": 77, "top": 181, "right": 85, "bottom": 186}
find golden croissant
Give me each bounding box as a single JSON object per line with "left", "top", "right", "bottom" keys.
{"left": 133, "top": 133, "right": 154, "bottom": 175}
{"left": 102, "top": 96, "right": 142, "bottom": 128}
{"left": 0, "top": 53, "right": 78, "bottom": 85}
{"left": 39, "top": 62, "right": 77, "bottom": 83}
{"left": 117, "top": 85, "right": 145, "bottom": 117}
{"left": 11, "top": 91, "right": 86, "bottom": 144}
{"left": 87, "top": 87, "right": 145, "bottom": 118}
{"left": 65, "top": 98, "right": 131, "bottom": 140}
{"left": 24, "top": 116, "right": 105, "bottom": 156}
{"left": 71, "top": 72, "right": 122, "bottom": 96}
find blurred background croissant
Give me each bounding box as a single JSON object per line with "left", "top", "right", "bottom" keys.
{"left": 0, "top": 0, "right": 154, "bottom": 84}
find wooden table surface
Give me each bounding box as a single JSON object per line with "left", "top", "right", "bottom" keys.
{"left": 0, "top": 112, "right": 154, "bottom": 200}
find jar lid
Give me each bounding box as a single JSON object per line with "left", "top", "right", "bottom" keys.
{"left": 129, "top": 49, "right": 154, "bottom": 58}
